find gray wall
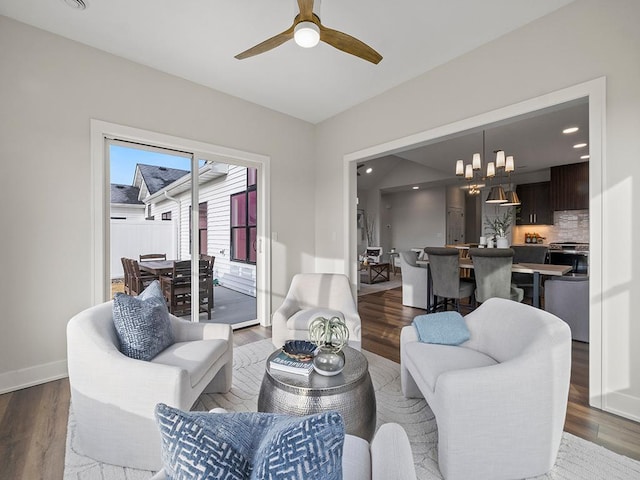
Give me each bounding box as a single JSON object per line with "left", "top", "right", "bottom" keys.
{"left": 0, "top": 15, "right": 315, "bottom": 392}
{"left": 315, "top": 0, "right": 640, "bottom": 421}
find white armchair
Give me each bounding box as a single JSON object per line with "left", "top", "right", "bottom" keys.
{"left": 401, "top": 298, "right": 571, "bottom": 480}
{"left": 67, "top": 301, "right": 233, "bottom": 471}
{"left": 398, "top": 250, "right": 430, "bottom": 310}
{"left": 271, "top": 273, "right": 362, "bottom": 350}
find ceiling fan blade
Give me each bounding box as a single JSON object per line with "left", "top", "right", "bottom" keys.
{"left": 297, "top": 0, "right": 314, "bottom": 21}
{"left": 235, "top": 25, "right": 295, "bottom": 60}
{"left": 319, "top": 25, "right": 382, "bottom": 64}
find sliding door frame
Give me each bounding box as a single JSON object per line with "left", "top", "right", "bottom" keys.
{"left": 91, "top": 120, "right": 271, "bottom": 326}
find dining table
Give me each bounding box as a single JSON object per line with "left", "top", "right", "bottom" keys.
{"left": 138, "top": 259, "right": 175, "bottom": 276}
{"left": 417, "top": 257, "right": 572, "bottom": 310}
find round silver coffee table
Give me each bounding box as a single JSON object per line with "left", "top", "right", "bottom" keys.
{"left": 257, "top": 346, "right": 377, "bottom": 441}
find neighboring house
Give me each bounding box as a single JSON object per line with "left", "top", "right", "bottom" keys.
{"left": 110, "top": 184, "right": 145, "bottom": 220}
{"left": 110, "top": 162, "right": 257, "bottom": 297}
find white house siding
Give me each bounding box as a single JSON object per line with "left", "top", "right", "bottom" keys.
{"left": 110, "top": 204, "right": 145, "bottom": 221}
{"left": 149, "top": 165, "right": 256, "bottom": 297}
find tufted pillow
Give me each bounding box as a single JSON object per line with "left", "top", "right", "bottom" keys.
{"left": 154, "top": 403, "right": 344, "bottom": 480}
{"left": 412, "top": 311, "right": 470, "bottom": 345}
{"left": 112, "top": 280, "right": 174, "bottom": 360}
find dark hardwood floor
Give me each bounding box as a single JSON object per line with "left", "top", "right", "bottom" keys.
{"left": 1, "top": 287, "right": 639, "bottom": 479}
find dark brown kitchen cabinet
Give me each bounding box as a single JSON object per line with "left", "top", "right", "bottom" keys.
{"left": 550, "top": 161, "right": 589, "bottom": 211}
{"left": 515, "top": 181, "right": 552, "bottom": 225}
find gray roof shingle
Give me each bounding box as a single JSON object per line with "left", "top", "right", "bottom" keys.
{"left": 110, "top": 184, "right": 143, "bottom": 204}
{"left": 138, "top": 164, "right": 189, "bottom": 195}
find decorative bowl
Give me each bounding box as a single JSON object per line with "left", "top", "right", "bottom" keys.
{"left": 282, "top": 340, "right": 317, "bottom": 361}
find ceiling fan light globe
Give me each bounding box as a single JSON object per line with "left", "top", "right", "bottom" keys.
{"left": 294, "top": 22, "right": 320, "bottom": 48}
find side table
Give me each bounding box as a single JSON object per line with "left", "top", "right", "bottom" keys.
{"left": 360, "top": 262, "right": 390, "bottom": 284}
{"left": 257, "top": 346, "right": 377, "bottom": 441}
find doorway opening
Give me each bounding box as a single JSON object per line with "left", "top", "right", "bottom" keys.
{"left": 346, "top": 78, "right": 604, "bottom": 409}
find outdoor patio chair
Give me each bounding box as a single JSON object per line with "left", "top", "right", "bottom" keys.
{"left": 127, "top": 258, "right": 157, "bottom": 296}
{"left": 160, "top": 260, "right": 213, "bottom": 319}
{"left": 139, "top": 253, "right": 167, "bottom": 262}
{"left": 121, "top": 257, "right": 132, "bottom": 294}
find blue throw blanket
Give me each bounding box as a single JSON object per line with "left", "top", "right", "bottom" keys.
{"left": 412, "top": 311, "right": 470, "bottom": 345}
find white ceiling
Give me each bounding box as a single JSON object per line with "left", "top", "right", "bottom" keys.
{"left": 0, "top": 0, "right": 573, "bottom": 124}
{"left": 357, "top": 99, "right": 590, "bottom": 192}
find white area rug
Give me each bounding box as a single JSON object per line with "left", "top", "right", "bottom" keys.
{"left": 65, "top": 339, "right": 640, "bottom": 479}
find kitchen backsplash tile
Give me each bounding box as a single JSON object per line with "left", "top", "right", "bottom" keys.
{"left": 512, "top": 209, "right": 589, "bottom": 244}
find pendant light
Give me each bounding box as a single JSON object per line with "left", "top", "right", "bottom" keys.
{"left": 486, "top": 185, "right": 507, "bottom": 203}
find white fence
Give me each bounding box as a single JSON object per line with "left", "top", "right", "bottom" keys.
{"left": 110, "top": 220, "right": 175, "bottom": 278}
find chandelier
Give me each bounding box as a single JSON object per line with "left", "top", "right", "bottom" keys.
{"left": 455, "top": 131, "right": 520, "bottom": 206}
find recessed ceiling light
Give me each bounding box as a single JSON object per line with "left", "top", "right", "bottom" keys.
{"left": 573, "top": 143, "right": 588, "bottom": 149}
{"left": 61, "top": 0, "right": 87, "bottom": 9}
{"left": 365, "top": 167, "right": 373, "bottom": 174}
{"left": 580, "top": 155, "right": 590, "bottom": 159}
{"left": 563, "top": 127, "right": 579, "bottom": 134}
{"left": 412, "top": 186, "right": 419, "bottom": 190}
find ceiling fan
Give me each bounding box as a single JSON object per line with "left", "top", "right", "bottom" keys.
{"left": 235, "top": 0, "right": 382, "bottom": 64}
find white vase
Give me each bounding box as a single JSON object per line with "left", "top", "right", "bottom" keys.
{"left": 496, "top": 236, "right": 509, "bottom": 248}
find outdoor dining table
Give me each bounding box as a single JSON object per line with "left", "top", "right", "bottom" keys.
{"left": 417, "top": 257, "right": 572, "bottom": 310}
{"left": 138, "top": 260, "right": 175, "bottom": 276}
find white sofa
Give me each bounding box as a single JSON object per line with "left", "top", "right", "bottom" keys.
{"left": 150, "top": 415, "right": 417, "bottom": 480}
{"left": 67, "top": 301, "right": 233, "bottom": 471}
{"left": 271, "top": 273, "right": 362, "bottom": 350}
{"left": 400, "top": 298, "right": 572, "bottom": 480}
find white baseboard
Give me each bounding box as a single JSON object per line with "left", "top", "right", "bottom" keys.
{"left": 604, "top": 390, "right": 640, "bottom": 423}
{"left": 0, "top": 360, "right": 68, "bottom": 395}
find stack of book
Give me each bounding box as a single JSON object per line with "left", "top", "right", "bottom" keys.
{"left": 269, "top": 350, "right": 314, "bottom": 376}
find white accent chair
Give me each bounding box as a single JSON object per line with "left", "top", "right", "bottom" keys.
{"left": 67, "top": 301, "right": 233, "bottom": 471}
{"left": 398, "top": 250, "right": 430, "bottom": 310}
{"left": 400, "top": 298, "right": 571, "bottom": 480}
{"left": 271, "top": 273, "right": 362, "bottom": 350}
{"left": 364, "top": 246, "right": 383, "bottom": 263}
{"left": 150, "top": 410, "right": 417, "bottom": 480}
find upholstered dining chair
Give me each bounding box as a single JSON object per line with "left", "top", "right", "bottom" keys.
{"left": 271, "top": 273, "right": 361, "bottom": 350}
{"left": 398, "top": 250, "right": 430, "bottom": 310}
{"left": 511, "top": 245, "right": 549, "bottom": 299}
{"left": 468, "top": 248, "right": 524, "bottom": 303}
{"left": 423, "top": 247, "right": 474, "bottom": 312}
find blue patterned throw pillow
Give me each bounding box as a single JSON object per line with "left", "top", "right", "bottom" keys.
{"left": 155, "top": 403, "right": 345, "bottom": 480}
{"left": 112, "top": 280, "right": 173, "bottom": 360}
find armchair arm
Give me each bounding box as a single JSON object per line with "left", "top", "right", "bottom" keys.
{"left": 371, "top": 423, "right": 417, "bottom": 480}
{"left": 272, "top": 296, "right": 301, "bottom": 324}
{"left": 271, "top": 296, "right": 302, "bottom": 347}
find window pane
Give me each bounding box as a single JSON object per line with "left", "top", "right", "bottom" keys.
{"left": 232, "top": 228, "right": 247, "bottom": 261}
{"left": 248, "top": 168, "right": 257, "bottom": 187}
{"left": 249, "top": 227, "right": 257, "bottom": 263}
{"left": 248, "top": 190, "right": 257, "bottom": 226}
{"left": 231, "top": 192, "right": 246, "bottom": 227}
